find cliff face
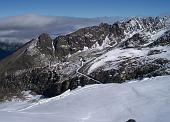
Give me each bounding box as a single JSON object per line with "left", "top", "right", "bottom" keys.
{"left": 0, "top": 16, "right": 170, "bottom": 100}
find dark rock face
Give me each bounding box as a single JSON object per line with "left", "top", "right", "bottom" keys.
{"left": 0, "top": 67, "right": 60, "bottom": 99}
{"left": 119, "top": 33, "right": 148, "bottom": 48}
{"left": 0, "top": 67, "right": 97, "bottom": 99}
{"left": 149, "top": 30, "right": 170, "bottom": 47}
{"left": 53, "top": 23, "right": 124, "bottom": 59}
{"left": 89, "top": 58, "right": 170, "bottom": 83}
{"left": 0, "top": 16, "right": 170, "bottom": 101}
{"left": 37, "top": 33, "right": 54, "bottom": 56}
{"left": 147, "top": 49, "right": 165, "bottom": 56}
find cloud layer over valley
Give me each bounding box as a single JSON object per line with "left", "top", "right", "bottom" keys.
{"left": 0, "top": 14, "right": 123, "bottom": 43}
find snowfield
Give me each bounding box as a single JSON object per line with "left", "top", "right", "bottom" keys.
{"left": 0, "top": 75, "right": 170, "bottom": 122}
{"left": 87, "top": 28, "right": 170, "bottom": 74}
{"left": 87, "top": 48, "right": 148, "bottom": 74}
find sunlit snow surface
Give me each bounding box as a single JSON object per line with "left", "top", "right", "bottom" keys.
{"left": 88, "top": 48, "right": 148, "bottom": 74}
{"left": 0, "top": 76, "right": 170, "bottom": 122}
{"left": 87, "top": 29, "right": 170, "bottom": 74}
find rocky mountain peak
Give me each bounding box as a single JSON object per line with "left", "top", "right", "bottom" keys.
{"left": 0, "top": 16, "right": 170, "bottom": 100}
{"left": 25, "top": 32, "right": 55, "bottom": 58}
{"left": 99, "top": 22, "right": 110, "bottom": 28}
{"left": 38, "top": 33, "right": 52, "bottom": 42}
{"left": 37, "top": 33, "right": 53, "bottom": 48}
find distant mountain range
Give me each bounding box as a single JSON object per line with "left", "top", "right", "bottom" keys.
{"left": 0, "top": 14, "right": 125, "bottom": 59}
{"left": 0, "top": 14, "right": 125, "bottom": 43}
{"left": 0, "top": 15, "right": 170, "bottom": 101}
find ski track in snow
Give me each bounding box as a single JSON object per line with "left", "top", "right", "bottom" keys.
{"left": 76, "top": 64, "right": 103, "bottom": 84}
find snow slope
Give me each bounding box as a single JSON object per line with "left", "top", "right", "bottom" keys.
{"left": 0, "top": 75, "right": 170, "bottom": 122}
{"left": 88, "top": 48, "right": 148, "bottom": 74}
{"left": 87, "top": 28, "right": 170, "bottom": 74}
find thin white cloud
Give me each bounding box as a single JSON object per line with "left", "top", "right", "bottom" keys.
{"left": 0, "top": 30, "right": 18, "bottom": 36}
{"left": 0, "top": 14, "right": 57, "bottom": 30}
{"left": 0, "top": 14, "right": 123, "bottom": 43}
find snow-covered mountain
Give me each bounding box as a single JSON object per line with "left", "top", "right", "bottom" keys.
{"left": 0, "top": 16, "right": 170, "bottom": 100}
{"left": 0, "top": 75, "right": 170, "bottom": 122}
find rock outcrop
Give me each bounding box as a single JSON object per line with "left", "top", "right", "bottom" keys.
{"left": 0, "top": 16, "right": 170, "bottom": 100}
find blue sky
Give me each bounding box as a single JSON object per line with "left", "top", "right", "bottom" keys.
{"left": 0, "top": 0, "right": 170, "bottom": 17}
